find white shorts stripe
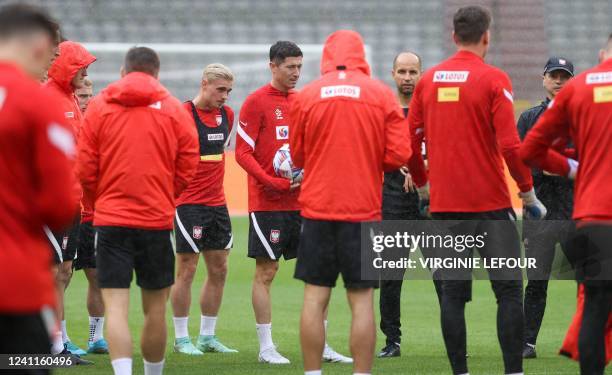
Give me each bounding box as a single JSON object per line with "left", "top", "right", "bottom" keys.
{"left": 43, "top": 225, "right": 63, "bottom": 263}
{"left": 237, "top": 124, "right": 255, "bottom": 150}
{"left": 250, "top": 213, "right": 276, "bottom": 260}
{"left": 224, "top": 234, "right": 234, "bottom": 250}
{"left": 175, "top": 210, "right": 200, "bottom": 253}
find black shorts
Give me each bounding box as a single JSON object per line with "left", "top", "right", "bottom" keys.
{"left": 248, "top": 211, "right": 300, "bottom": 261}
{"left": 74, "top": 221, "right": 96, "bottom": 270}
{"left": 568, "top": 224, "right": 612, "bottom": 287}
{"left": 95, "top": 226, "right": 175, "bottom": 290}
{"left": 44, "top": 215, "right": 80, "bottom": 265}
{"left": 175, "top": 205, "right": 233, "bottom": 253}
{"left": 0, "top": 311, "right": 53, "bottom": 363}
{"left": 294, "top": 218, "right": 378, "bottom": 289}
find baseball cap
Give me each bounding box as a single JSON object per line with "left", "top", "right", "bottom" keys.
{"left": 544, "top": 57, "right": 574, "bottom": 76}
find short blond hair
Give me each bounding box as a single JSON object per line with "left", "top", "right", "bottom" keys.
{"left": 202, "top": 63, "right": 233, "bottom": 83}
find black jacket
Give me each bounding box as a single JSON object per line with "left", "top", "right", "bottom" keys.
{"left": 517, "top": 98, "right": 573, "bottom": 219}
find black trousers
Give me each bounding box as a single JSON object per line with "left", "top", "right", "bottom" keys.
{"left": 433, "top": 209, "right": 524, "bottom": 375}
{"left": 0, "top": 312, "right": 51, "bottom": 375}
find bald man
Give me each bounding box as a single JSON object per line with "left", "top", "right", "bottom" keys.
{"left": 378, "top": 51, "right": 425, "bottom": 358}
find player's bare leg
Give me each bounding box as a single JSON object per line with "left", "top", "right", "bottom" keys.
{"left": 54, "top": 260, "right": 84, "bottom": 355}
{"left": 301, "top": 284, "right": 331, "bottom": 372}
{"left": 84, "top": 268, "right": 107, "bottom": 353}
{"left": 321, "top": 305, "right": 353, "bottom": 363}
{"left": 347, "top": 288, "right": 376, "bottom": 374}
{"left": 170, "top": 253, "right": 202, "bottom": 355}
{"left": 141, "top": 287, "right": 170, "bottom": 366}
{"left": 102, "top": 288, "right": 132, "bottom": 371}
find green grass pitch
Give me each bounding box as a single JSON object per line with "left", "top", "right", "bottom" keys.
{"left": 55, "top": 216, "right": 591, "bottom": 374}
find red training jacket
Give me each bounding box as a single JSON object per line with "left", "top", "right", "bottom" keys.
{"left": 0, "top": 63, "right": 77, "bottom": 312}
{"left": 236, "top": 84, "right": 300, "bottom": 212}
{"left": 176, "top": 103, "right": 234, "bottom": 206}
{"left": 78, "top": 72, "right": 199, "bottom": 229}
{"left": 290, "top": 30, "right": 411, "bottom": 221}
{"left": 520, "top": 58, "right": 612, "bottom": 222}
{"left": 407, "top": 50, "right": 533, "bottom": 213}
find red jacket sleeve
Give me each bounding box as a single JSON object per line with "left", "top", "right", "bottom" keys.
{"left": 489, "top": 72, "right": 533, "bottom": 192}
{"left": 289, "top": 93, "right": 305, "bottom": 169}
{"left": 172, "top": 103, "right": 199, "bottom": 198}
{"left": 235, "top": 96, "right": 290, "bottom": 191}
{"left": 407, "top": 81, "right": 428, "bottom": 187}
{"left": 383, "top": 88, "right": 411, "bottom": 171}
{"left": 77, "top": 96, "right": 101, "bottom": 210}
{"left": 520, "top": 90, "right": 572, "bottom": 176}
{"left": 35, "top": 93, "right": 78, "bottom": 230}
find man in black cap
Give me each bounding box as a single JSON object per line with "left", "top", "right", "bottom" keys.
{"left": 517, "top": 56, "right": 575, "bottom": 359}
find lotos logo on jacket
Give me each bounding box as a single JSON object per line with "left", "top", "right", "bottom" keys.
{"left": 320, "top": 85, "right": 360, "bottom": 99}
{"left": 433, "top": 71, "right": 469, "bottom": 83}
{"left": 276, "top": 126, "right": 289, "bottom": 140}
{"left": 270, "top": 229, "right": 280, "bottom": 244}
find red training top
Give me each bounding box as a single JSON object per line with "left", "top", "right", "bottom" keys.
{"left": 520, "top": 58, "right": 612, "bottom": 222}
{"left": 236, "top": 84, "right": 300, "bottom": 212}
{"left": 0, "top": 63, "right": 77, "bottom": 312}
{"left": 78, "top": 72, "right": 199, "bottom": 229}
{"left": 408, "top": 50, "right": 533, "bottom": 213}
{"left": 176, "top": 102, "right": 234, "bottom": 207}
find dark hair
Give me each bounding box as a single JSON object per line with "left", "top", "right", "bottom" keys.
{"left": 124, "top": 46, "right": 160, "bottom": 76}
{"left": 269, "top": 41, "right": 302, "bottom": 65}
{"left": 0, "top": 3, "right": 59, "bottom": 43}
{"left": 453, "top": 6, "right": 492, "bottom": 45}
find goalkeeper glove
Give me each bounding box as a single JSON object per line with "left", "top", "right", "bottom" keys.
{"left": 416, "top": 183, "right": 431, "bottom": 218}
{"left": 519, "top": 188, "right": 547, "bottom": 220}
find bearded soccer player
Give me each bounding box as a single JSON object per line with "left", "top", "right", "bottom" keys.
{"left": 407, "top": 6, "right": 547, "bottom": 375}
{"left": 171, "top": 63, "right": 237, "bottom": 355}
{"left": 290, "top": 30, "right": 411, "bottom": 375}
{"left": 236, "top": 41, "right": 350, "bottom": 364}
{"left": 517, "top": 56, "right": 575, "bottom": 360}
{"left": 521, "top": 33, "right": 612, "bottom": 375}
{"left": 0, "top": 2, "right": 75, "bottom": 364}
{"left": 45, "top": 38, "right": 96, "bottom": 357}
{"left": 78, "top": 47, "right": 199, "bottom": 375}
{"left": 378, "top": 50, "right": 425, "bottom": 358}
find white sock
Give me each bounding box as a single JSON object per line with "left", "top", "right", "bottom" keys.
{"left": 61, "top": 320, "right": 70, "bottom": 343}
{"left": 111, "top": 358, "right": 132, "bottom": 375}
{"left": 256, "top": 323, "right": 274, "bottom": 352}
{"left": 89, "top": 316, "right": 105, "bottom": 343}
{"left": 173, "top": 316, "right": 189, "bottom": 339}
{"left": 51, "top": 330, "right": 64, "bottom": 354}
{"left": 143, "top": 359, "right": 164, "bottom": 375}
{"left": 323, "top": 320, "right": 329, "bottom": 347}
{"left": 200, "top": 315, "right": 217, "bottom": 336}
{"left": 305, "top": 371, "right": 322, "bottom": 375}
{"left": 457, "top": 373, "right": 470, "bottom": 375}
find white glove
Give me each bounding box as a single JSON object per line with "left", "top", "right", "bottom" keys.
{"left": 567, "top": 158, "right": 578, "bottom": 180}
{"left": 519, "top": 188, "right": 547, "bottom": 220}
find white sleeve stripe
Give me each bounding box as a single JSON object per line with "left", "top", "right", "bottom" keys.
{"left": 237, "top": 124, "right": 255, "bottom": 150}
{"left": 250, "top": 213, "right": 276, "bottom": 260}
{"left": 503, "top": 88, "right": 514, "bottom": 103}
{"left": 175, "top": 211, "right": 200, "bottom": 253}
{"left": 43, "top": 225, "right": 63, "bottom": 263}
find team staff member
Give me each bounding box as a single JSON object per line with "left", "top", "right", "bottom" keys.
{"left": 520, "top": 33, "right": 612, "bottom": 375}
{"left": 407, "top": 6, "right": 547, "bottom": 375}
{"left": 45, "top": 38, "right": 96, "bottom": 356}
{"left": 290, "top": 30, "right": 412, "bottom": 375}
{"left": 171, "top": 63, "right": 237, "bottom": 355}
{"left": 78, "top": 47, "right": 199, "bottom": 375}
{"left": 378, "top": 50, "right": 424, "bottom": 359}
{"left": 0, "top": 3, "right": 73, "bottom": 363}
{"left": 236, "top": 41, "right": 350, "bottom": 365}
{"left": 517, "top": 56, "right": 575, "bottom": 359}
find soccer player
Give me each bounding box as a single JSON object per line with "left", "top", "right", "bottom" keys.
{"left": 378, "top": 51, "right": 424, "bottom": 359}
{"left": 171, "top": 63, "right": 237, "bottom": 355}
{"left": 236, "top": 41, "right": 350, "bottom": 364}
{"left": 75, "top": 77, "right": 93, "bottom": 112}
{"left": 520, "top": 33, "right": 612, "bottom": 375}
{"left": 45, "top": 39, "right": 96, "bottom": 357}
{"left": 290, "top": 30, "right": 412, "bottom": 375}
{"left": 0, "top": 1, "right": 74, "bottom": 362}
{"left": 517, "top": 56, "right": 575, "bottom": 359}
{"left": 407, "top": 6, "right": 547, "bottom": 375}
{"left": 78, "top": 47, "right": 199, "bottom": 375}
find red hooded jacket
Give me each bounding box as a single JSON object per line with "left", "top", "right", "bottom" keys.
{"left": 289, "top": 30, "right": 411, "bottom": 221}
{"left": 45, "top": 41, "right": 96, "bottom": 221}
{"left": 77, "top": 72, "right": 199, "bottom": 230}
{"left": 0, "top": 63, "right": 77, "bottom": 312}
